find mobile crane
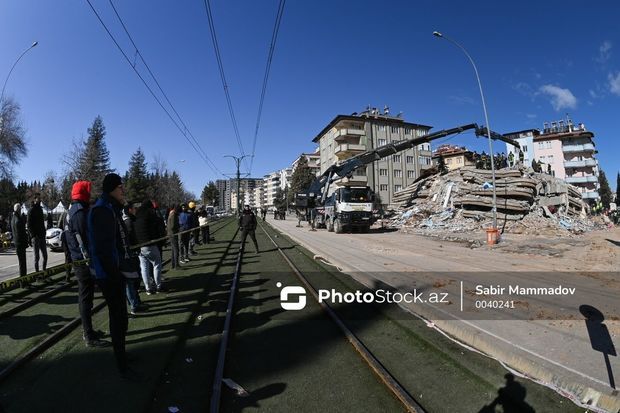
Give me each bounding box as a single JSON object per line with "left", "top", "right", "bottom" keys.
{"left": 295, "top": 123, "right": 520, "bottom": 233}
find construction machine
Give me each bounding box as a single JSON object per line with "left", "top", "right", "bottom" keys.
{"left": 295, "top": 123, "right": 519, "bottom": 233}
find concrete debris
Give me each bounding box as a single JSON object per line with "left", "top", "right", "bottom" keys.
{"left": 387, "top": 166, "right": 607, "bottom": 237}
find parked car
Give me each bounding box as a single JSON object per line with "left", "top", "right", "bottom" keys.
{"left": 46, "top": 227, "right": 63, "bottom": 251}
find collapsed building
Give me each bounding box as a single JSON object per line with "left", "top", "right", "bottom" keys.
{"left": 387, "top": 166, "right": 604, "bottom": 235}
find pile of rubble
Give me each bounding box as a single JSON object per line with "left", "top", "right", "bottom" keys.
{"left": 387, "top": 166, "right": 606, "bottom": 236}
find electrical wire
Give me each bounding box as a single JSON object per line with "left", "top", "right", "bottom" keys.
{"left": 107, "top": 0, "right": 222, "bottom": 175}
{"left": 248, "top": 0, "right": 286, "bottom": 174}
{"left": 85, "top": 0, "right": 223, "bottom": 176}
{"left": 203, "top": 0, "right": 248, "bottom": 171}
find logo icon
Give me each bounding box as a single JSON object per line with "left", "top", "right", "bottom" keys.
{"left": 277, "top": 282, "right": 306, "bottom": 310}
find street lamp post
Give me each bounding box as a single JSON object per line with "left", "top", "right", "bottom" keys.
{"left": 433, "top": 31, "right": 498, "bottom": 233}
{"left": 225, "top": 155, "right": 251, "bottom": 214}
{"left": 1, "top": 41, "right": 39, "bottom": 104}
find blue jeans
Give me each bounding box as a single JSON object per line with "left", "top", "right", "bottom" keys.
{"left": 139, "top": 245, "right": 162, "bottom": 291}
{"left": 125, "top": 278, "right": 140, "bottom": 310}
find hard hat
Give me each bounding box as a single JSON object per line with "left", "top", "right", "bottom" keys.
{"left": 188, "top": 201, "right": 196, "bottom": 209}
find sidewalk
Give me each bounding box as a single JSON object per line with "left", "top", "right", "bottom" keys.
{"left": 267, "top": 216, "right": 620, "bottom": 412}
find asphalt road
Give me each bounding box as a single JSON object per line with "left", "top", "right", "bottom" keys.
{"left": 268, "top": 215, "right": 620, "bottom": 412}
{"left": 0, "top": 246, "right": 66, "bottom": 282}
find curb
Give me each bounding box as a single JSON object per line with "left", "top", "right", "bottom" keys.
{"left": 269, "top": 219, "right": 620, "bottom": 413}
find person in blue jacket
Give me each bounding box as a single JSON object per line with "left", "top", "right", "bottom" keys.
{"left": 88, "top": 173, "right": 136, "bottom": 378}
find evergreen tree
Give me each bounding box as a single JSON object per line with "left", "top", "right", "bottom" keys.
{"left": 288, "top": 156, "right": 316, "bottom": 204}
{"left": 124, "top": 148, "right": 149, "bottom": 201}
{"left": 0, "top": 178, "right": 17, "bottom": 217}
{"left": 598, "top": 169, "right": 612, "bottom": 209}
{"left": 436, "top": 155, "right": 448, "bottom": 174}
{"left": 201, "top": 181, "right": 219, "bottom": 206}
{"left": 0, "top": 97, "right": 28, "bottom": 179}
{"left": 274, "top": 187, "right": 286, "bottom": 210}
{"left": 76, "top": 116, "right": 113, "bottom": 197}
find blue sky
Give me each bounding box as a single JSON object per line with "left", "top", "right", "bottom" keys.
{"left": 1, "top": 0, "right": 619, "bottom": 195}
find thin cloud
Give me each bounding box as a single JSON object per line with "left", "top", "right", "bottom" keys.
{"left": 448, "top": 95, "right": 476, "bottom": 105}
{"left": 609, "top": 72, "right": 620, "bottom": 96}
{"left": 596, "top": 41, "right": 612, "bottom": 64}
{"left": 526, "top": 113, "right": 537, "bottom": 119}
{"left": 539, "top": 84, "right": 577, "bottom": 111}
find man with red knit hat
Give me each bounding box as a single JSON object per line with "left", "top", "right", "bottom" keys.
{"left": 65, "top": 180, "right": 108, "bottom": 347}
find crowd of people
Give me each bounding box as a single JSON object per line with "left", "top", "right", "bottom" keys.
{"left": 4, "top": 173, "right": 214, "bottom": 379}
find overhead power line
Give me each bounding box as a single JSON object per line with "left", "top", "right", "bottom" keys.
{"left": 203, "top": 0, "right": 248, "bottom": 172}
{"left": 85, "top": 0, "right": 223, "bottom": 176}
{"left": 249, "top": 0, "right": 286, "bottom": 174}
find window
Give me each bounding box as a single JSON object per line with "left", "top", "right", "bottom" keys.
{"left": 395, "top": 185, "right": 402, "bottom": 192}
{"left": 408, "top": 170, "right": 416, "bottom": 179}
{"left": 394, "top": 169, "right": 402, "bottom": 178}
{"left": 379, "top": 184, "right": 388, "bottom": 191}
{"left": 378, "top": 124, "right": 386, "bottom": 131}
{"left": 406, "top": 156, "right": 414, "bottom": 164}
{"left": 379, "top": 169, "right": 388, "bottom": 176}
{"left": 419, "top": 156, "right": 431, "bottom": 165}
{"left": 548, "top": 155, "right": 554, "bottom": 164}
{"left": 391, "top": 125, "right": 399, "bottom": 133}
{"left": 392, "top": 154, "right": 401, "bottom": 162}
{"left": 457, "top": 157, "right": 463, "bottom": 164}
{"left": 446, "top": 158, "right": 452, "bottom": 165}
{"left": 405, "top": 127, "right": 412, "bottom": 135}
{"left": 546, "top": 141, "right": 552, "bottom": 149}
{"left": 522, "top": 145, "right": 528, "bottom": 152}
{"left": 538, "top": 142, "right": 544, "bottom": 149}
{"left": 378, "top": 138, "right": 387, "bottom": 146}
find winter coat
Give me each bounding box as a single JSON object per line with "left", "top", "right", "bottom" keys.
{"left": 134, "top": 204, "right": 162, "bottom": 246}
{"left": 87, "top": 193, "right": 128, "bottom": 280}
{"left": 11, "top": 213, "right": 28, "bottom": 249}
{"left": 179, "top": 211, "right": 191, "bottom": 231}
{"left": 239, "top": 210, "right": 257, "bottom": 230}
{"left": 27, "top": 203, "right": 46, "bottom": 238}
{"left": 66, "top": 201, "right": 90, "bottom": 262}
{"left": 167, "top": 211, "right": 179, "bottom": 236}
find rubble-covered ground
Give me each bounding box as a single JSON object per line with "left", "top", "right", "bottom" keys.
{"left": 385, "top": 165, "right": 613, "bottom": 243}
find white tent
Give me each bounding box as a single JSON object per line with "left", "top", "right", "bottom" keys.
{"left": 52, "top": 201, "right": 66, "bottom": 214}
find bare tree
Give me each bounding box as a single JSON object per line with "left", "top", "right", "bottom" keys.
{"left": 0, "top": 97, "right": 27, "bottom": 179}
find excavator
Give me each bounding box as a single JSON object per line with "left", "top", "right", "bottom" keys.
{"left": 295, "top": 123, "right": 520, "bottom": 233}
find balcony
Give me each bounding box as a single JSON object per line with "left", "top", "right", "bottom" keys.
{"left": 334, "top": 128, "right": 365, "bottom": 142}
{"left": 581, "top": 191, "right": 600, "bottom": 199}
{"left": 336, "top": 175, "right": 368, "bottom": 186}
{"left": 562, "top": 143, "right": 595, "bottom": 153}
{"left": 565, "top": 175, "right": 598, "bottom": 184}
{"left": 564, "top": 159, "right": 597, "bottom": 168}
{"left": 335, "top": 143, "right": 365, "bottom": 159}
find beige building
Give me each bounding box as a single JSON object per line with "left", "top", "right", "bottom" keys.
{"left": 312, "top": 107, "right": 432, "bottom": 206}
{"left": 432, "top": 144, "right": 475, "bottom": 171}
{"left": 263, "top": 168, "right": 292, "bottom": 208}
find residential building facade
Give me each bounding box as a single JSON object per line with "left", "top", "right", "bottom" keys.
{"left": 312, "top": 107, "right": 432, "bottom": 206}
{"left": 215, "top": 179, "right": 231, "bottom": 211}
{"left": 432, "top": 144, "right": 475, "bottom": 171}
{"left": 504, "top": 129, "right": 538, "bottom": 167}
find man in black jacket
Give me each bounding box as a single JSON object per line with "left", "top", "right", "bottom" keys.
{"left": 239, "top": 205, "right": 259, "bottom": 253}
{"left": 10, "top": 204, "right": 28, "bottom": 278}
{"left": 134, "top": 199, "right": 164, "bottom": 293}
{"left": 88, "top": 173, "right": 134, "bottom": 378}
{"left": 27, "top": 193, "right": 47, "bottom": 272}
{"left": 66, "top": 181, "right": 108, "bottom": 347}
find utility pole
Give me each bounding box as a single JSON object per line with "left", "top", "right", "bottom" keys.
{"left": 225, "top": 155, "right": 251, "bottom": 214}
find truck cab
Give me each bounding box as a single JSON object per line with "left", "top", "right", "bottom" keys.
{"left": 321, "top": 186, "right": 374, "bottom": 233}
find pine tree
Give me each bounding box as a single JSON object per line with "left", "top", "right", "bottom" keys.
{"left": 201, "top": 181, "right": 219, "bottom": 206}
{"left": 437, "top": 155, "right": 447, "bottom": 174}
{"left": 598, "top": 169, "right": 612, "bottom": 209}
{"left": 76, "top": 116, "right": 113, "bottom": 198}
{"left": 288, "top": 156, "right": 316, "bottom": 204}
{"left": 274, "top": 187, "right": 286, "bottom": 210}
{"left": 124, "top": 148, "right": 149, "bottom": 202}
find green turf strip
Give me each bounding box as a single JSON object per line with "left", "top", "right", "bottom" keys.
{"left": 217, "top": 225, "right": 406, "bottom": 413}
{"left": 0, "top": 219, "right": 237, "bottom": 413}
{"left": 259, "top": 222, "right": 582, "bottom": 413}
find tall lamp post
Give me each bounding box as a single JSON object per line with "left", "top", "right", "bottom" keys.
{"left": 1, "top": 41, "right": 39, "bottom": 104}
{"left": 433, "top": 31, "right": 498, "bottom": 234}
{"left": 225, "top": 154, "right": 251, "bottom": 214}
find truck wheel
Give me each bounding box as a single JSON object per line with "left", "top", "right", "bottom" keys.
{"left": 334, "top": 219, "right": 343, "bottom": 234}
{"left": 327, "top": 218, "right": 334, "bottom": 232}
